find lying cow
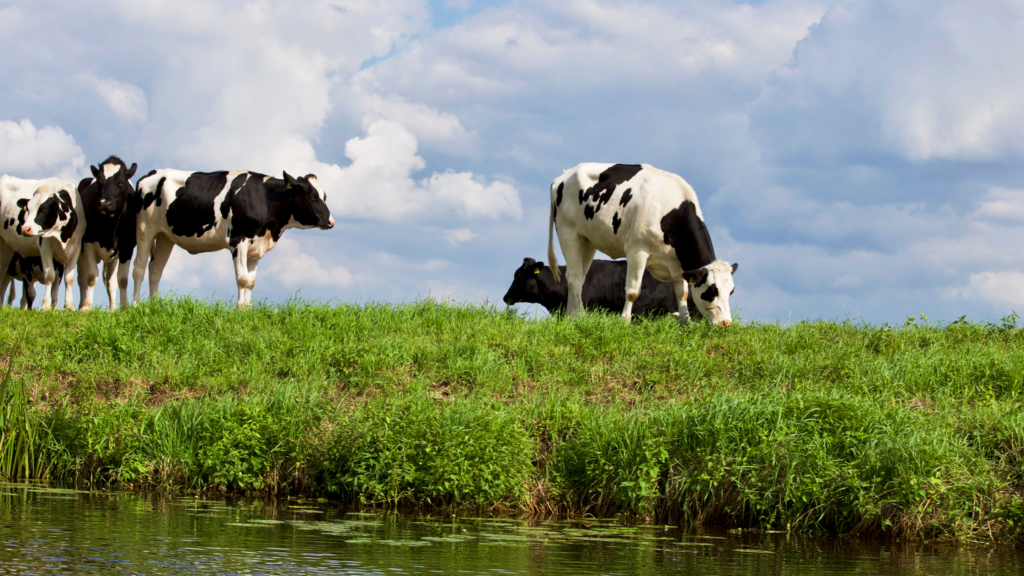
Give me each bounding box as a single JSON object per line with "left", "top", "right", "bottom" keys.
{"left": 503, "top": 257, "right": 698, "bottom": 318}
{"left": 4, "top": 253, "right": 64, "bottom": 309}
{"left": 548, "top": 163, "right": 737, "bottom": 327}
{"left": 133, "top": 170, "right": 335, "bottom": 308}
{"left": 0, "top": 176, "right": 85, "bottom": 310}
{"left": 77, "top": 156, "right": 138, "bottom": 310}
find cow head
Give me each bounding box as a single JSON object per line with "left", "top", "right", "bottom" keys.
{"left": 283, "top": 171, "right": 335, "bottom": 230}
{"left": 503, "top": 258, "right": 547, "bottom": 305}
{"left": 90, "top": 156, "right": 137, "bottom": 215}
{"left": 18, "top": 181, "right": 79, "bottom": 242}
{"left": 682, "top": 260, "right": 738, "bottom": 328}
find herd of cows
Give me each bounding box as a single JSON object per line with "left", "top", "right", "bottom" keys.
{"left": 0, "top": 159, "right": 737, "bottom": 327}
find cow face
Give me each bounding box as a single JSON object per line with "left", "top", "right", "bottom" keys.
{"left": 283, "top": 172, "right": 335, "bottom": 230}
{"left": 503, "top": 258, "right": 546, "bottom": 305}
{"left": 682, "top": 260, "right": 738, "bottom": 328}
{"left": 18, "top": 182, "right": 78, "bottom": 241}
{"left": 90, "top": 158, "right": 137, "bottom": 215}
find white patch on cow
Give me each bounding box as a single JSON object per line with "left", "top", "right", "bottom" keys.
{"left": 306, "top": 174, "right": 326, "bottom": 201}
{"left": 102, "top": 163, "right": 121, "bottom": 179}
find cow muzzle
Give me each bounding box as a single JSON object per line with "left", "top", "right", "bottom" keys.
{"left": 324, "top": 217, "right": 335, "bottom": 229}
{"left": 718, "top": 319, "right": 732, "bottom": 328}
{"left": 19, "top": 225, "right": 35, "bottom": 236}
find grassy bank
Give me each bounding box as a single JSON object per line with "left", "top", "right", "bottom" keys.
{"left": 2, "top": 299, "right": 1024, "bottom": 541}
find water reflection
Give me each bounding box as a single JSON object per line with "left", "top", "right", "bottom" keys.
{"left": 0, "top": 483, "right": 1019, "bottom": 575}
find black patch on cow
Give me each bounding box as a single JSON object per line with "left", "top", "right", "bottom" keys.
{"left": 612, "top": 212, "right": 622, "bottom": 234}
{"left": 583, "top": 204, "right": 595, "bottom": 220}
{"left": 682, "top": 268, "right": 709, "bottom": 287}
{"left": 140, "top": 173, "right": 167, "bottom": 211}
{"left": 165, "top": 172, "right": 229, "bottom": 238}
{"left": 556, "top": 182, "right": 564, "bottom": 206}
{"left": 700, "top": 283, "right": 719, "bottom": 303}
{"left": 579, "top": 165, "right": 643, "bottom": 216}
{"left": 620, "top": 188, "right": 633, "bottom": 207}
{"left": 660, "top": 200, "right": 716, "bottom": 272}
{"left": 552, "top": 202, "right": 557, "bottom": 222}
{"left": 118, "top": 190, "right": 140, "bottom": 265}
{"left": 58, "top": 189, "right": 77, "bottom": 243}
{"left": 33, "top": 196, "right": 60, "bottom": 232}
{"left": 80, "top": 177, "right": 119, "bottom": 252}
{"left": 221, "top": 173, "right": 249, "bottom": 220}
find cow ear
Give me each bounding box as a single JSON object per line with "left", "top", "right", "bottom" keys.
{"left": 90, "top": 165, "right": 100, "bottom": 179}
{"left": 522, "top": 257, "right": 536, "bottom": 267}
{"left": 682, "top": 268, "right": 709, "bottom": 286}
{"left": 126, "top": 163, "right": 138, "bottom": 179}
{"left": 17, "top": 198, "right": 28, "bottom": 208}
{"left": 731, "top": 262, "right": 738, "bottom": 274}
{"left": 282, "top": 171, "right": 297, "bottom": 189}
{"left": 533, "top": 264, "right": 543, "bottom": 275}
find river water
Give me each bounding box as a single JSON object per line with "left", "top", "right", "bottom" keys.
{"left": 0, "top": 482, "right": 1019, "bottom": 575}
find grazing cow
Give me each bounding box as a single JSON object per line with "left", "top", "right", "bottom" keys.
{"left": 77, "top": 156, "right": 139, "bottom": 310}
{"left": 0, "top": 176, "right": 85, "bottom": 310}
{"left": 4, "top": 254, "right": 64, "bottom": 309}
{"left": 547, "top": 163, "right": 737, "bottom": 327}
{"left": 503, "top": 257, "right": 697, "bottom": 318}
{"left": 133, "top": 170, "right": 335, "bottom": 308}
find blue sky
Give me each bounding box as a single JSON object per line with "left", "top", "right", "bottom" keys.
{"left": 1, "top": 0, "right": 1022, "bottom": 323}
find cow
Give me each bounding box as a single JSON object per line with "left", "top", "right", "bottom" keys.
{"left": 77, "top": 156, "right": 139, "bottom": 311}
{"left": 503, "top": 257, "right": 699, "bottom": 318}
{"left": 132, "top": 170, "right": 335, "bottom": 308}
{"left": 0, "top": 176, "right": 85, "bottom": 310}
{"left": 547, "top": 163, "right": 737, "bottom": 327}
{"left": 4, "top": 254, "right": 64, "bottom": 309}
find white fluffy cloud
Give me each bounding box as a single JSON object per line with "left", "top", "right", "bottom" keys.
{"left": 80, "top": 75, "right": 148, "bottom": 123}
{"left": 319, "top": 117, "right": 521, "bottom": 221}
{"left": 264, "top": 237, "right": 354, "bottom": 289}
{"left": 443, "top": 228, "right": 478, "bottom": 245}
{"left": 0, "top": 119, "right": 85, "bottom": 179}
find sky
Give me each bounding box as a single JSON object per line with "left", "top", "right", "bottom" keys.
{"left": 1, "top": 0, "right": 1022, "bottom": 324}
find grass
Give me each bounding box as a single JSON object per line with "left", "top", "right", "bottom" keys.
{"left": 1, "top": 298, "right": 1024, "bottom": 542}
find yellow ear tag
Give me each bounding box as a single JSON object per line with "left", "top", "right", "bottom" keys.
{"left": 688, "top": 278, "right": 695, "bottom": 285}
{"left": 534, "top": 269, "right": 540, "bottom": 274}
{"left": 286, "top": 183, "right": 293, "bottom": 189}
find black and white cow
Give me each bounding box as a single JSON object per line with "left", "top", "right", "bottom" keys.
{"left": 77, "top": 156, "right": 138, "bottom": 310}
{"left": 503, "top": 257, "right": 697, "bottom": 318}
{"left": 547, "top": 163, "right": 737, "bottom": 327}
{"left": 0, "top": 176, "right": 85, "bottom": 310}
{"left": 132, "top": 170, "right": 335, "bottom": 307}
{"left": 4, "top": 254, "right": 64, "bottom": 310}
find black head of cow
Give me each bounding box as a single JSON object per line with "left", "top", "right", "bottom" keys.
{"left": 282, "top": 171, "right": 335, "bottom": 230}
{"left": 503, "top": 258, "right": 548, "bottom": 306}
{"left": 90, "top": 156, "right": 137, "bottom": 215}
{"left": 681, "top": 260, "right": 738, "bottom": 328}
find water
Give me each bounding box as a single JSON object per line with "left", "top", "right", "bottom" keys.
{"left": 0, "top": 483, "right": 1019, "bottom": 575}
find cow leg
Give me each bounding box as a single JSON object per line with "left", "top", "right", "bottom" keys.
{"left": 23, "top": 280, "right": 35, "bottom": 310}
{"left": 0, "top": 243, "right": 15, "bottom": 302}
{"left": 244, "top": 257, "right": 259, "bottom": 307}
{"left": 672, "top": 278, "right": 692, "bottom": 325}
{"left": 118, "top": 257, "right": 131, "bottom": 309}
{"left": 62, "top": 249, "right": 79, "bottom": 311}
{"left": 621, "top": 250, "right": 649, "bottom": 323}
{"left": 39, "top": 245, "right": 56, "bottom": 311}
{"left": 232, "top": 241, "right": 250, "bottom": 309}
{"left": 5, "top": 277, "right": 14, "bottom": 307}
{"left": 559, "top": 233, "right": 587, "bottom": 316}
{"left": 101, "top": 259, "right": 118, "bottom": 311}
{"left": 78, "top": 247, "right": 99, "bottom": 311}
{"left": 147, "top": 235, "right": 175, "bottom": 301}
{"left": 132, "top": 236, "right": 153, "bottom": 306}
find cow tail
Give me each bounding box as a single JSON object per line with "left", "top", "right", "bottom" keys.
{"left": 548, "top": 198, "right": 560, "bottom": 283}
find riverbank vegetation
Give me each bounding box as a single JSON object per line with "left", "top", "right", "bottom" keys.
{"left": 2, "top": 298, "right": 1023, "bottom": 542}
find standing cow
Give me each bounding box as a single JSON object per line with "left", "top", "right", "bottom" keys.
{"left": 503, "top": 257, "right": 696, "bottom": 318}
{"left": 132, "top": 170, "right": 335, "bottom": 308}
{"left": 547, "top": 163, "right": 737, "bottom": 327}
{"left": 0, "top": 176, "right": 85, "bottom": 310}
{"left": 4, "top": 254, "right": 64, "bottom": 309}
{"left": 77, "top": 156, "right": 138, "bottom": 310}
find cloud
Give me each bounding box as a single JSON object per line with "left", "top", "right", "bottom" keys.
{"left": 320, "top": 117, "right": 521, "bottom": 221}
{"left": 80, "top": 75, "right": 148, "bottom": 123}
{"left": 955, "top": 272, "right": 1024, "bottom": 309}
{"left": 264, "top": 237, "right": 354, "bottom": 288}
{"left": 0, "top": 119, "right": 85, "bottom": 179}
{"left": 443, "top": 228, "right": 478, "bottom": 245}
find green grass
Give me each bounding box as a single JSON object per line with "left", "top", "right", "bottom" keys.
{"left": 2, "top": 298, "right": 1024, "bottom": 541}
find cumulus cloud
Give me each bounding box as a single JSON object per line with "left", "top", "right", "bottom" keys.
{"left": 0, "top": 119, "right": 85, "bottom": 179}
{"left": 443, "top": 228, "right": 478, "bottom": 245}
{"left": 955, "top": 273, "right": 1024, "bottom": 309}
{"left": 320, "top": 117, "right": 521, "bottom": 221}
{"left": 264, "top": 237, "right": 354, "bottom": 288}
{"left": 80, "top": 75, "right": 148, "bottom": 123}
